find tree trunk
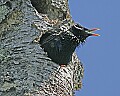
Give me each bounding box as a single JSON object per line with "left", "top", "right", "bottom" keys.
{"left": 0, "top": 0, "right": 84, "bottom": 96}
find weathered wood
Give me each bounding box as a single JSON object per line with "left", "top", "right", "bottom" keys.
{"left": 0, "top": 0, "right": 83, "bottom": 96}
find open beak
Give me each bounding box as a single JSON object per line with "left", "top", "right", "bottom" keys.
{"left": 90, "top": 28, "right": 100, "bottom": 32}
{"left": 91, "top": 33, "right": 100, "bottom": 36}
{"left": 89, "top": 28, "right": 100, "bottom": 36}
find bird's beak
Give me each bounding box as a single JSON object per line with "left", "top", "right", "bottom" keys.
{"left": 89, "top": 28, "right": 100, "bottom": 36}
{"left": 91, "top": 33, "right": 100, "bottom": 36}
{"left": 90, "top": 28, "right": 100, "bottom": 32}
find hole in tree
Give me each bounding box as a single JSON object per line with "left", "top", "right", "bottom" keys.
{"left": 30, "top": 0, "right": 48, "bottom": 14}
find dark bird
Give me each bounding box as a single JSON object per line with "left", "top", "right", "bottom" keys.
{"left": 39, "top": 23, "right": 100, "bottom": 66}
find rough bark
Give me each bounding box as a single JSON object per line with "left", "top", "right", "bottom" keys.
{"left": 0, "top": 0, "right": 84, "bottom": 96}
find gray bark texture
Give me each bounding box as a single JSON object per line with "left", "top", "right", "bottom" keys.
{"left": 0, "top": 0, "right": 84, "bottom": 96}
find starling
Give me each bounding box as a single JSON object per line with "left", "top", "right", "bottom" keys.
{"left": 39, "top": 23, "right": 100, "bottom": 65}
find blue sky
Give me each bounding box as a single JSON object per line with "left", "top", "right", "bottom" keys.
{"left": 69, "top": 0, "right": 120, "bottom": 96}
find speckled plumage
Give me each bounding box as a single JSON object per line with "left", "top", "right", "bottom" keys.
{"left": 39, "top": 23, "right": 99, "bottom": 65}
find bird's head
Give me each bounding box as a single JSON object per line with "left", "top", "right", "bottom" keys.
{"left": 72, "top": 23, "right": 100, "bottom": 43}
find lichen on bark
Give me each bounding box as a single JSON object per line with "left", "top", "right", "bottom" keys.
{"left": 0, "top": 0, "right": 84, "bottom": 96}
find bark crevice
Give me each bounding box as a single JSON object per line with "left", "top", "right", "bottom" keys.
{"left": 0, "top": 0, "right": 84, "bottom": 96}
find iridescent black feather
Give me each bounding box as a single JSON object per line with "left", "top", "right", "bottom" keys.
{"left": 39, "top": 23, "right": 97, "bottom": 65}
